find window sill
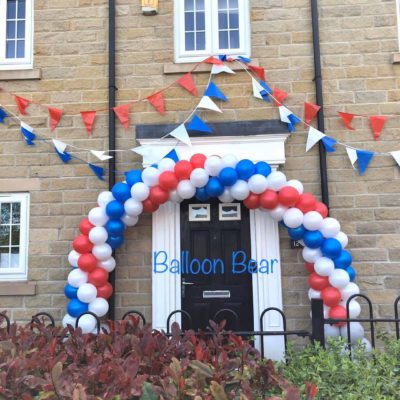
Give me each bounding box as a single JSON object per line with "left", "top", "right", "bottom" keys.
{"left": 163, "top": 59, "right": 259, "bottom": 74}
{"left": 0, "top": 281, "right": 36, "bottom": 296}
{"left": 0, "top": 68, "right": 41, "bottom": 81}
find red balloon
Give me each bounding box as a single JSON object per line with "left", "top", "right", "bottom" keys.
{"left": 315, "top": 202, "right": 329, "bottom": 218}
{"left": 305, "top": 262, "right": 315, "bottom": 273}
{"left": 321, "top": 286, "right": 341, "bottom": 307}
{"left": 259, "top": 190, "right": 279, "bottom": 210}
{"left": 79, "top": 218, "right": 94, "bottom": 235}
{"left": 308, "top": 272, "right": 329, "bottom": 291}
{"left": 97, "top": 282, "right": 113, "bottom": 299}
{"left": 329, "top": 305, "right": 347, "bottom": 326}
{"left": 278, "top": 186, "right": 300, "bottom": 207}
{"left": 149, "top": 186, "right": 169, "bottom": 205}
{"left": 78, "top": 253, "right": 97, "bottom": 273}
{"left": 159, "top": 171, "right": 178, "bottom": 191}
{"left": 142, "top": 198, "right": 159, "bottom": 213}
{"left": 295, "top": 193, "right": 317, "bottom": 213}
{"left": 174, "top": 160, "right": 193, "bottom": 180}
{"left": 73, "top": 235, "right": 93, "bottom": 254}
{"left": 190, "top": 153, "right": 207, "bottom": 169}
{"left": 88, "top": 268, "right": 109, "bottom": 287}
{"left": 244, "top": 193, "right": 260, "bottom": 209}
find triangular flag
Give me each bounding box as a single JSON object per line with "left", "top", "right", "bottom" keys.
{"left": 272, "top": 88, "right": 288, "bottom": 106}
{"left": 54, "top": 147, "right": 72, "bottom": 163}
{"left": 0, "top": 107, "right": 8, "bottom": 123}
{"left": 306, "top": 127, "right": 325, "bottom": 152}
{"left": 20, "top": 122, "right": 36, "bottom": 146}
{"left": 211, "top": 64, "right": 235, "bottom": 75}
{"left": 321, "top": 136, "right": 337, "bottom": 152}
{"left": 252, "top": 78, "right": 264, "bottom": 100}
{"left": 187, "top": 115, "right": 212, "bottom": 133}
{"left": 197, "top": 96, "right": 222, "bottom": 113}
{"left": 91, "top": 150, "right": 113, "bottom": 161}
{"left": 169, "top": 124, "right": 191, "bottom": 146}
{"left": 52, "top": 139, "right": 67, "bottom": 154}
{"left": 203, "top": 56, "right": 224, "bottom": 65}
{"left": 15, "top": 96, "right": 31, "bottom": 115}
{"left": 279, "top": 106, "right": 292, "bottom": 123}
{"left": 390, "top": 151, "right": 400, "bottom": 168}
{"left": 147, "top": 92, "right": 166, "bottom": 115}
{"left": 346, "top": 147, "right": 358, "bottom": 168}
{"left": 177, "top": 73, "right": 197, "bottom": 96}
{"left": 304, "top": 102, "right": 321, "bottom": 126}
{"left": 369, "top": 116, "right": 386, "bottom": 141}
{"left": 236, "top": 56, "right": 251, "bottom": 63}
{"left": 132, "top": 145, "right": 174, "bottom": 164}
{"left": 113, "top": 104, "right": 130, "bottom": 129}
{"left": 356, "top": 150, "right": 374, "bottom": 176}
{"left": 81, "top": 111, "right": 97, "bottom": 137}
{"left": 89, "top": 163, "right": 105, "bottom": 180}
{"left": 204, "top": 82, "right": 227, "bottom": 101}
{"left": 288, "top": 113, "right": 301, "bottom": 133}
{"left": 259, "top": 80, "right": 272, "bottom": 102}
{"left": 164, "top": 149, "right": 179, "bottom": 162}
{"left": 338, "top": 112, "right": 356, "bottom": 130}
{"left": 249, "top": 65, "right": 265, "bottom": 81}
{"left": 48, "top": 107, "right": 63, "bottom": 131}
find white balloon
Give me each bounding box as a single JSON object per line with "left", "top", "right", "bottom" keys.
{"left": 314, "top": 257, "right": 335, "bottom": 277}
{"left": 222, "top": 154, "right": 238, "bottom": 168}
{"left": 68, "top": 268, "right": 88, "bottom": 288}
{"left": 190, "top": 168, "right": 209, "bottom": 188}
{"left": 329, "top": 269, "right": 350, "bottom": 289}
{"left": 204, "top": 156, "right": 223, "bottom": 176}
{"left": 248, "top": 174, "right": 268, "bottom": 194}
{"left": 141, "top": 166, "right": 160, "bottom": 187}
{"left": 68, "top": 250, "right": 81, "bottom": 268}
{"left": 122, "top": 214, "right": 138, "bottom": 227}
{"left": 89, "top": 226, "right": 108, "bottom": 245}
{"left": 169, "top": 190, "right": 183, "bottom": 203}
{"left": 325, "top": 324, "right": 341, "bottom": 338}
{"left": 308, "top": 288, "right": 321, "bottom": 300}
{"left": 335, "top": 231, "right": 349, "bottom": 249}
{"left": 302, "top": 247, "right": 323, "bottom": 263}
{"left": 157, "top": 157, "right": 175, "bottom": 172}
{"left": 231, "top": 180, "right": 250, "bottom": 201}
{"left": 88, "top": 207, "right": 109, "bottom": 227}
{"left": 77, "top": 314, "right": 97, "bottom": 334}
{"left": 131, "top": 182, "right": 150, "bottom": 202}
{"left": 177, "top": 180, "right": 196, "bottom": 199}
{"left": 303, "top": 211, "right": 323, "bottom": 231}
{"left": 97, "top": 191, "right": 115, "bottom": 208}
{"left": 360, "top": 338, "right": 372, "bottom": 353}
{"left": 269, "top": 205, "right": 287, "bottom": 221}
{"left": 98, "top": 257, "right": 116, "bottom": 273}
{"left": 340, "top": 322, "right": 364, "bottom": 344}
{"left": 124, "top": 198, "right": 143, "bottom": 217}
{"left": 77, "top": 283, "right": 97, "bottom": 303}
{"left": 340, "top": 300, "right": 361, "bottom": 318}
{"left": 92, "top": 243, "right": 112, "bottom": 261}
{"left": 62, "top": 314, "right": 77, "bottom": 328}
{"left": 89, "top": 298, "right": 109, "bottom": 318}
{"left": 320, "top": 217, "right": 341, "bottom": 238}
{"left": 283, "top": 208, "right": 304, "bottom": 228}
{"left": 219, "top": 188, "right": 234, "bottom": 203}
{"left": 266, "top": 171, "right": 287, "bottom": 191}
{"left": 341, "top": 282, "right": 360, "bottom": 301}
{"left": 286, "top": 179, "right": 304, "bottom": 194}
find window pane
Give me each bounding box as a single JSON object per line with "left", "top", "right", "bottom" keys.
{"left": 0, "top": 248, "right": 10, "bottom": 269}
{"left": 18, "top": 0, "right": 26, "bottom": 18}
{"left": 12, "top": 203, "right": 20, "bottom": 224}
{"left": 17, "top": 21, "right": 25, "bottom": 39}
{"left": 218, "top": 11, "right": 228, "bottom": 30}
{"left": 185, "top": 32, "right": 195, "bottom": 51}
{"left": 185, "top": 12, "right": 194, "bottom": 31}
{"left": 17, "top": 40, "right": 25, "bottom": 58}
{"left": 196, "top": 32, "right": 205, "bottom": 50}
{"left": 195, "top": 0, "right": 204, "bottom": 11}
{"left": 218, "top": 0, "right": 227, "bottom": 9}
{"left": 6, "top": 41, "right": 16, "bottom": 58}
{"left": 229, "top": 10, "right": 239, "bottom": 29}
{"left": 1, "top": 204, "right": 11, "bottom": 225}
{"left": 229, "top": 0, "right": 238, "bottom": 8}
{"left": 10, "top": 248, "right": 20, "bottom": 268}
{"left": 6, "top": 21, "right": 16, "bottom": 39}
{"left": 196, "top": 11, "right": 205, "bottom": 30}
{"left": 219, "top": 30, "right": 229, "bottom": 49}
{"left": 0, "top": 226, "right": 10, "bottom": 247}
{"left": 11, "top": 225, "right": 20, "bottom": 246}
{"left": 7, "top": 0, "right": 17, "bottom": 19}
{"left": 230, "top": 30, "right": 240, "bottom": 48}
{"left": 185, "top": 0, "right": 194, "bottom": 12}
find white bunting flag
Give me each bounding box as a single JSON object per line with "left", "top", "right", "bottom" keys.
{"left": 252, "top": 78, "right": 264, "bottom": 100}
{"left": 306, "top": 127, "right": 325, "bottom": 152}
{"left": 211, "top": 64, "right": 235, "bottom": 75}
{"left": 197, "top": 96, "right": 222, "bottom": 113}
{"left": 279, "top": 106, "right": 292, "bottom": 124}
{"left": 21, "top": 121, "right": 34, "bottom": 133}
{"left": 169, "top": 123, "right": 191, "bottom": 146}
{"left": 132, "top": 145, "right": 174, "bottom": 165}
{"left": 390, "top": 150, "right": 400, "bottom": 167}
{"left": 90, "top": 150, "right": 113, "bottom": 161}
{"left": 345, "top": 147, "right": 358, "bottom": 168}
{"left": 52, "top": 139, "right": 68, "bottom": 154}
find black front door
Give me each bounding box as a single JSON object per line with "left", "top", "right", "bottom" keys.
{"left": 180, "top": 198, "right": 253, "bottom": 331}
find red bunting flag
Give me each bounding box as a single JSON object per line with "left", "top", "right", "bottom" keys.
{"left": 15, "top": 95, "right": 31, "bottom": 115}
{"left": 48, "top": 107, "right": 63, "bottom": 131}
{"left": 338, "top": 112, "right": 356, "bottom": 131}
{"left": 369, "top": 116, "right": 386, "bottom": 141}
{"left": 249, "top": 65, "right": 265, "bottom": 81}
{"left": 147, "top": 91, "right": 166, "bottom": 115}
{"left": 272, "top": 88, "right": 288, "bottom": 106}
{"left": 177, "top": 73, "right": 197, "bottom": 96}
{"left": 203, "top": 56, "right": 224, "bottom": 65}
{"left": 81, "top": 111, "right": 97, "bottom": 136}
{"left": 304, "top": 102, "right": 321, "bottom": 126}
{"left": 113, "top": 104, "right": 130, "bottom": 129}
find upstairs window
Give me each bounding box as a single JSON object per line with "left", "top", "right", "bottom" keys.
{"left": 0, "top": 0, "right": 34, "bottom": 70}
{"left": 174, "top": 0, "right": 250, "bottom": 63}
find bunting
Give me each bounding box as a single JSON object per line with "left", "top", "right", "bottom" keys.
{"left": 89, "top": 163, "right": 105, "bottom": 181}
{"left": 52, "top": 139, "right": 68, "bottom": 154}
{"left": 252, "top": 78, "right": 264, "bottom": 100}
{"left": 287, "top": 113, "right": 301, "bottom": 133}
{"left": 54, "top": 147, "right": 72, "bottom": 163}
{"left": 15, "top": 96, "right": 31, "bottom": 115}
{"left": 48, "top": 107, "right": 63, "bottom": 131}
{"left": 211, "top": 64, "right": 235, "bottom": 75}
{"left": 91, "top": 150, "right": 113, "bottom": 161}
{"left": 81, "top": 111, "right": 97, "bottom": 137}
{"left": 187, "top": 115, "right": 211, "bottom": 133}
{"left": 204, "top": 82, "right": 228, "bottom": 101}
{"left": 391, "top": 151, "right": 400, "bottom": 168}
{"left": 0, "top": 107, "right": 8, "bottom": 123}
{"left": 203, "top": 56, "right": 224, "bottom": 65}
{"left": 369, "top": 116, "right": 386, "bottom": 141}
{"left": 169, "top": 124, "right": 191, "bottom": 146}
{"left": 356, "top": 150, "right": 374, "bottom": 176}
{"left": 113, "top": 104, "right": 130, "bottom": 129}
{"left": 197, "top": 96, "right": 222, "bottom": 113}
{"left": 177, "top": 73, "right": 197, "bottom": 96}
{"left": 321, "top": 136, "right": 337, "bottom": 153}
{"left": 20, "top": 122, "right": 36, "bottom": 145}
{"left": 132, "top": 145, "right": 175, "bottom": 165}
{"left": 147, "top": 92, "right": 166, "bottom": 115}
{"left": 259, "top": 80, "right": 272, "bottom": 102}
{"left": 272, "top": 88, "right": 288, "bottom": 106}
{"left": 304, "top": 102, "right": 321, "bottom": 126}
{"left": 248, "top": 65, "right": 265, "bottom": 81}
{"left": 306, "top": 127, "right": 325, "bottom": 152}
{"left": 346, "top": 147, "right": 358, "bottom": 168}
{"left": 164, "top": 149, "right": 180, "bottom": 162}
{"left": 338, "top": 112, "right": 356, "bottom": 131}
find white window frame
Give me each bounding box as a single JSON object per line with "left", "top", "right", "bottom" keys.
{"left": 174, "top": 0, "right": 251, "bottom": 63}
{"left": 0, "top": 193, "right": 30, "bottom": 281}
{"left": 0, "top": 0, "right": 34, "bottom": 70}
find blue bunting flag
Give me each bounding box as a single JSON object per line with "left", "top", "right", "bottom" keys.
{"left": 204, "top": 82, "right": 228, "bottom": 102}
{"left": 356, "top": 150, "right": 374, "bottom": 176}
{"left": 54, "top": 147, "right": 72, "bottom": 163}
{"left": 0, "top": 107, "right": 8, "bottom": 123}
{"left": 20, "top": 123, "right": 36, "bottom": 146}
{"left": 321, "top": 136, "right": 337, "bottom": 153}
{"left": 89, "top": 163, "right": 105, "bottom": 180}
{"left": 187, "top": 115, "right": 212, "bottom": 134}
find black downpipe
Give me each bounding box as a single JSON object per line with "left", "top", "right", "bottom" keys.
{"left": 108, "top": 0, "right": 116, "bottom": 320}
{"left": 311, "top": 0, "right": 329, "bottom": 208}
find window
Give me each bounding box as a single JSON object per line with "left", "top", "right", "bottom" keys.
{"left": 0, "top": 193, "right": 30, "bottom": 281}
{"left": 174, "top": 0, "right": 250, "bottom": 63}
{"left": 0, "top": 0, "right": 33, "bottom": 70}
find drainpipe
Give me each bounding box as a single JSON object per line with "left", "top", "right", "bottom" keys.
{"left": 108, "top": 0, "right": 117, "bottom": 320}
{"left": 311, "top": 0, "right": 330, "bottom": 208}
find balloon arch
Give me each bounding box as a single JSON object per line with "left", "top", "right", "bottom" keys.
{"left": 63, "top": 153, "right": 366, "bottom": 343}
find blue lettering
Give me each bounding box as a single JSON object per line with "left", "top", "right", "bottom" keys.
{"left": 258, "top": 259, "right": 269, "bottom": 274}
{"left": 213, "top": 259, "right": 225, "bottom": 274}
{"left": 232, "top": 251, "right": 247, "bottom": 274}
{"left": 170, "top": 259, "right": 180, "bottom": 274}
{"left": 190, "top": 258, "right": 201, "bottom": 275}
{"left": 248, "top": 259, "right": 258, "bottom": 274}
{"left": 271, "top": 259, "right": 279, "bottom": 274}
{"left": 153, "top": 251, "right": 168, "bottom": 273}
{"left": 202, "top": 259, "right": 213, "bottom": 275}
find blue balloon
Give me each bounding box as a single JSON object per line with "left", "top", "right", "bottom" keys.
{"left": 64, "top": 284, "right": 78, "bottom": 299}
{"left": 107, "top": 235, "right": 124, "bottom": 249}
{"left": 67, "top": 299, "right": 88, "bottom": 318}
{"left": 112, "top": 182, "right": 131, "bottom": 202}
{"left": 236, "top": 159, "right": 255, "bottom": 180}
{"left": 195, "top": 187, "right": 210, "bottom": 201}
{"left": 346, "top": 266, "right": 356, "bottom": 282}
{"left": 125, "top": 170, "right": 142, "bottom": 187}
{"left": 255, "top": 161, "right": 272, "bottom": 177}
{"left": 106, "top": 219, "right": 125, "bottom": 236}
{"left": 303, "top": 230, "right": 324, "bottom": 249}
{"left": 334, "top": 250, "right": 352, "bottom": 269}
{"left": 219, "top": 167, "right": 238, "bottom": 186}
{"left": 288, "top": 225, "right": 306, "bottom": 240}
{"left": 321, "top": 238, "right": 342, "bottom": 259}
{"left": 206, "top": 177, "right": 224, "bottom": 197}
{"left": 106, "top": 200, "right": 125, "bottom": 219}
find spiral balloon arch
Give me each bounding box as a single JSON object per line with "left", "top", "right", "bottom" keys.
{"left": 63, "top": 153, "right": 365, "bottom": 343}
